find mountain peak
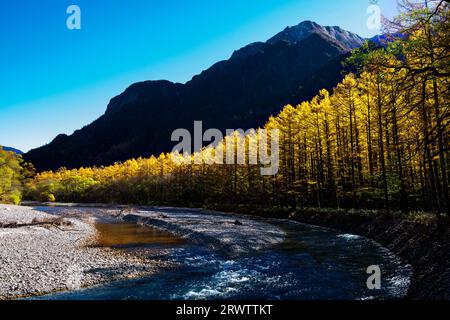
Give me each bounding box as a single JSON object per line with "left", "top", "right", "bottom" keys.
{"left": 26, "top": 21, "right": 359, "bottom": 171}
{"left": 267, "top": 20, "right": 365, "bottom": 51}
{"left": 297, "top": 20, "right": 322, "bottom": 28}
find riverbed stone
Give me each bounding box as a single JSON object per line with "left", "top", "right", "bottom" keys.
{"left": 0, "top": 204, "right": 171, "bottom": 300}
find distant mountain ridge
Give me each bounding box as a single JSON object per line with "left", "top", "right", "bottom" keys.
{"left": 1, "top": 146, "right": 23, "bottom": 155}
{"left": 26, "top": 21, "right": 366, "bottom": 171}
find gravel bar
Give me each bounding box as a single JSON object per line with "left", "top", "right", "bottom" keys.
{"left": 0, "top": 204, "right": 169, "bottom": 300}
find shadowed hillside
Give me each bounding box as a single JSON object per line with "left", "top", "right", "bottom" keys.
{"left": 26, "top": 21, "right": 364, "bottom": 171}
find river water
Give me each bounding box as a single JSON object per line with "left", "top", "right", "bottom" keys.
{"left": 39, "top": 211, "right": 411, "bottom": 300}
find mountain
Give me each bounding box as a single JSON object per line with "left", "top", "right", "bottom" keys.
{"left": 1, "top": 146, "right": 23, "bottom": 155}
{"left": 25, "top": 21, "right": 365, "bottom": 171}
{"left": 267, "top": 20, "right": 365, "bottom": 50}
{"left": 369, "top": 33, "right": 405, "bottom": 47}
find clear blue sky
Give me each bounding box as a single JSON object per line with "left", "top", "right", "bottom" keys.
{"left": 0, "top": 0, "right": 398, "bottom": 152}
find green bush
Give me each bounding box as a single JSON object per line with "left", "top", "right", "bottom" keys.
{"left": 2, "top": 190, "right": 22, "bottom": 205}
{"left": 46, "top": 193, "right": 56, "bottom": 202}
{"left": 0, "top": 147, "right": 27, "bottom": 205}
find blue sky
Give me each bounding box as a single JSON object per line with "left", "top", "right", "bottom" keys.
{"left": 0, "top": 0, "right": 398, "bottom": 152}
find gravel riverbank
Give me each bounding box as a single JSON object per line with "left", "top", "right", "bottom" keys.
{"left": 123, "top": 207, "right": 285, "bottom": 255}
{"left": 0, "top": 205, "right": 169, "bottom": 300}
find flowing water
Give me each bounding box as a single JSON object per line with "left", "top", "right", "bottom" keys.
{"left": 39, "top": 213, "right": 411, "bottom": 300}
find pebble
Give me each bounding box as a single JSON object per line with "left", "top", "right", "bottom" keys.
{"left": 0, "top": 204, "right": 168, "bottom": 300}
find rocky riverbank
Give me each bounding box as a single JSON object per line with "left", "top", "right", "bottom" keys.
{"left": 288, "top": 210, "right": 450, "bottom": 300}
{"left": 0, "top": 205, "right": 170, "bottom": 300}
{"left": 122, "top": 207, "right": 285, "bottom": 255}
{"left": 217, "top": 205, "right": 449, "bottom": 300}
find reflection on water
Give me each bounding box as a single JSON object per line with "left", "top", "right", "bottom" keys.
{"left": 93, "top": 223, "right": 185, "bottom": 248}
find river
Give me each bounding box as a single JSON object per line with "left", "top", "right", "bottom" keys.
{"left": 36, "top": 208, "right": 411, "bottom": 300}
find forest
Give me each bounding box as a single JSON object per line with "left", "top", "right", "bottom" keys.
{"left": 13, "top": 0, "right": 450, "bottom": 216}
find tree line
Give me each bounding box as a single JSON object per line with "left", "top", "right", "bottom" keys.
{"left": 24, "top": 0, "right": 449, "bottom": 215}
{"left": 0, "top": 147, "right": 32, "bottom": 205}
